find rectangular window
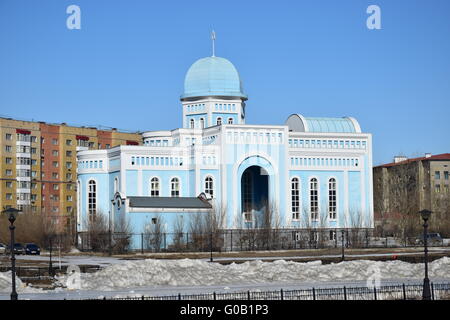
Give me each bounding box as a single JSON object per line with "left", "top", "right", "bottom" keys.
{"left": 66, "top": 162, "right": 72, "bottom": 169}
{"left": 5, "top": 133, "right": 12, "bottom": 140}
{"left": 5, "top": 169, "right": 12, "bottom": 176}
{"left": 31, "top": 147, "right": 36, "bottom": 154}
{"left": 52, "top": 150, "right": 59, "bottom": 156}
{"left": 52, "top": 138, "right": 58, "bottom": 145}
{"left": 444, "top": 171, "right": 449, "bottom": 180}
{"left": 5, "top": 157, "right": 12, "bottom": 164}
{"left": 6, "top": 193, "right": 12, "bottom": 200}
{"left": 52, "top": 161, "right": 58, "bottom": 167}
{"left": 66, "top": 150, "right": 72, "bottom": 157}
{"left": 53, "top": 184, "right": 59, "bottom": 190}
{"left": 52, "top": 172, "right": 59, "bottom": 179}
{"left": 6, "top": 181, "right": 13, "bottom": 188}
{"left": 5, "top": 145, "right": 12, "bottom": 152}
{"left": 66, "top": 139, "right": 72, "bottom": 146}
{"left": 435, "top": 184, "right": 441, "bottom": 193}
{"left": 435, "top": 171, "right": 441, "bottom": 180}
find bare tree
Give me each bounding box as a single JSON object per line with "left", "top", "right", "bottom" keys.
{"left": 112, "top": 213, "right": 132, "bottom": 253}
{"left": 143, "top": 214, "right": 165, "bottom": 252}
{"left": 0, "top": 209, "right": 56, "bottom": 248}
{"left": 84, "top": 210, "right": 109, "bottom": 252}
{"left": 172, "top": 214, "right": 186, "bottom": 251}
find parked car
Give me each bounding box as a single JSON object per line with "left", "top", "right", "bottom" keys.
{"left": 24, "top": 243, "right": 41, "bottom": 255}
{"left": 416, "top": 233, "right": 443, "bottom": 245}
{"left": 6, "top": 243, "right": 25, "bottom": 255}
{"left": 0, "top": 243, "right": 6, "bottom": 254}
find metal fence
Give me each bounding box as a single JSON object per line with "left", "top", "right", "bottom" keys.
{"left": 77, "top": 228, "right": 449, "bottom": 254}
{"left": 89, "top": 282, "right": 450, "bottom": 301}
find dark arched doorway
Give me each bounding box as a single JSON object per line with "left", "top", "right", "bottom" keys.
{"left": 241, "top": 165, "right": 269, "bottom": 225}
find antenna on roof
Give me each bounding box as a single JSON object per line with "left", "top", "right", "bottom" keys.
{"left": 211, "top": 30, "right": 216, "bottom": 57}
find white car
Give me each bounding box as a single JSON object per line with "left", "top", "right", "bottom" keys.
{"left": 0, "top": 243, "right": 6, "bottom": 254}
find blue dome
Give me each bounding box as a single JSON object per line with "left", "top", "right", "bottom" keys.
{"left": 181, "top": 56, "right": 247, "bottom": 100}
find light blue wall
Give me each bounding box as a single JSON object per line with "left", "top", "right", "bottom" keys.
{"left": 223, "top": 140, "right": 287, "bottom": 228}
{"left": 185, "top": 113, "right": 208, "bottom": 128}
{"left": 348, "top": 170, "right": 362, "bottom": 225}
{"left": 78, "top": 172, "right": 111, "bottom": 231}
{"left": 125, "top": 210, "right": 209, "bottom": 249}
{"left": 289, "top": 170, "right": 345, "bottom": 228}
{"left": 212, "top": 112, "right": 238, "bottom": 125}
{"left": 141, "top": 170, "right": 190, "bottom": 197}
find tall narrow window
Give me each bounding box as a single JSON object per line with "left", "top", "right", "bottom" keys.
{"left": 328, "top": 178, "right": 337, "bottom": 220}
{"left": 88, "top": 180, "right": 96, "bottom": 219}
{"left": 205, "top": 176, "right": 214, "bottom": 198}
{"left": 310, "top": 178, "right": 318, "bottom": 220}
{"left": 291, "top": 177, "right": 300, "bottom": 220}
{"left": 151, "top": 177, "right": 160, "bottom": 197}
{"left": 171, "top": 178, "right": 180, "bottom": 197}
{"left": 200, "top": 118, "right": 205, "bottom": 129}
{"left": 216, "top": 117, "right": 222, "bottom": 125}
{"left": 190, "top": 119, "right": 195, "bottom": 129}
{"left": 242, "top": 172, "right": 252, "bottom": 222}
{"left": 228, "top": 118, "right": 233, "bottom": 124}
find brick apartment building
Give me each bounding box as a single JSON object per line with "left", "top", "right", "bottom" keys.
{"left": 373, "top": 153, "right": 450, "bottom": 236}
{"left": 0, "top": 117, "right": 141, "bottom": 233}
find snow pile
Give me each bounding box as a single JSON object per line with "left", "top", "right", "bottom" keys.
{"left": 56, "top": 257, "right": 450, "bottom": 291}
{"left": 0, "top": 271, "right": 24, "bottom": 293}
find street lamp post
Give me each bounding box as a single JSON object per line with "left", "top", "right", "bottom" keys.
{"left": 341, "top": 229, "right": 345, "bottom": 262}
{"left": 2, "top": 207, "right": 21, "bottom": 300}
{"left": 419, "top": 209, "right": 432, "bottom": 300}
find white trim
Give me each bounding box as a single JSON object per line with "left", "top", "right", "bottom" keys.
{"left": 327, "top": 176, "right": 338, "bottom": 222}
{"left": 290, "top": 176, "right": 301, "bottom": 221}
{"left": 86, "top": 177, "right": 99, "bottom": 219}
{"left": 231, "top": 151, "right": 279, "bottom": 229}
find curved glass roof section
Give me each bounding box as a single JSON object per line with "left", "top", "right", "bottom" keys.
{"left": 181, "top": 56, "right": 247, "bottom": 99}
{"left": 305, "top": 117, "right": 357, "bottom": 133}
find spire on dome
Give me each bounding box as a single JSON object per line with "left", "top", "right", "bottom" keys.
{"left": 211, "top": 30, "right": 216, "bottom": 57}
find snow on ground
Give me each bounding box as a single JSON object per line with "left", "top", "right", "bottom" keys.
{"left": 54, "top": 256, "right": 450, "bottom": 291}
{"left": 1, "top": 256, "right": 449, "bottom": 299}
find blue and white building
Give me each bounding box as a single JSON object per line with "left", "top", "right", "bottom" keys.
{"left": 77, "top": 54, "right": 374, "bottom": 247}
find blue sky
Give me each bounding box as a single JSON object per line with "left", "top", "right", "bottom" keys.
{"left": 0, "top": 0, "right": 449, "bottom": 165}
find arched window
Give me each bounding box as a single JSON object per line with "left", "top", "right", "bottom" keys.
{"left": 200, "top": 118, "right": 205, "bottom": 129}
{"left": 328, "top": 178, "right": 337, "bottom": 220}
{"left": 190, "top": 119, "right": 195, "bottom": 129}
{"left": 291, "top": 177, "right": 300, "bottom": 220}
{"left": 205, "top": 176, "right": 214, "bottom": 198}
{"left": 310, "top": 178, "right": 318, "bottom": 220}
{"left": 88, "top": 180, "right": 96, "bottom": 219}
{"left": 151, "top": 177, "right": 160, "bottom": 197}
{"left": 228, "top": 118, "right": 233, "bottom": 124}
{"left": 171, "top": 177, "right": 180, "bottom": 197}
{"left": 216, "top": 117, "right": 222, "bottom": 126}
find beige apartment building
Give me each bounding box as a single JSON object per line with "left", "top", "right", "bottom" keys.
{"left": 373, "top": 153, "right": 450, "bottom": 236}
{"left": 0, "top": 117, "right": 141, "bottom": 233}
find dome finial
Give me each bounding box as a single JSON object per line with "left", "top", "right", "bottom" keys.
{"left": 211, "top": 30, "right": 216, "bottom": 57}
